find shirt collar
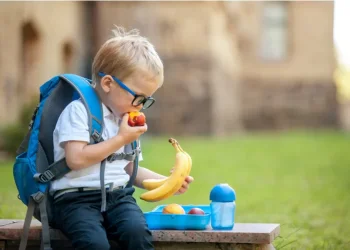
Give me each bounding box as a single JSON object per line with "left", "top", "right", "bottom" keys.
{"left": 102, "top": 103, "right": 114, "bottom": 119}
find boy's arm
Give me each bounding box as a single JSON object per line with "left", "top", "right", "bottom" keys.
{"left": 65, "top": 114, "right": 147, "bottom": 170}
{"left": 125, "top": 162, "right": 166, "bottom": 189}
{"left": 65, "top": 135, "right": 125, "bottom": 170}
{"left": 125, "top": 162, "right": 194, "bottom": 194}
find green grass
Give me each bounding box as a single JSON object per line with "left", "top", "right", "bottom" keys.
{"left": 1, "top": 130, "right": 350, "bottom": 249}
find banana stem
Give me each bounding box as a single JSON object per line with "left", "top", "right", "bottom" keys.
{"left": 169, "top": 138, "right": 182, "bottom": 153}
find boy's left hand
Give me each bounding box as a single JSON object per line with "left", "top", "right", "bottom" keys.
{"left": 175, "top": 176, "right": 194, "bottom": 195}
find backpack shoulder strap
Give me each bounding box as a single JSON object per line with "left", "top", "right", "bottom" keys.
{"left": 35, "top": 74, "right": 104, "bottom": 183}
{"left": 126, "top": 140, "right": 140, "bottom": 188}
{"left": 60, "top": 74, "right": 104, "bottom": 142}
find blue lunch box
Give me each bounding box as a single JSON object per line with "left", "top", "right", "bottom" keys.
{"left": 144, "top": 204, "right": 211, "bottom": 230}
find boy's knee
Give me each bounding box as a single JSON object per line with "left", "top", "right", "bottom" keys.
{"left": 123, "top": 219, "right": 151, "bottom": 238}
{"left": 118, "top": 219, "right": 153, "bottom": 248}
{"left": 73, "top": 234, "right": 110, "bottom": 250}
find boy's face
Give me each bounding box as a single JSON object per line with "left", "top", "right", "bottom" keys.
{"left": 100, "top": 69, "right": 160, "bottom": 118}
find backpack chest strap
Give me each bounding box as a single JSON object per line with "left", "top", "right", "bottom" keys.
{"left": 107, "top": 146, "right": 141, "bottom": 162}
{"left": 90, "top": 133, "right": 141, "bottom": 163}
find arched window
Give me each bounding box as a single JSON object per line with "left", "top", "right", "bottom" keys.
{"left": 62, "top": 41, "right": 74, "bottom": 72}
{"left": 21, "top": 21, "right": 40, "bottom": 102}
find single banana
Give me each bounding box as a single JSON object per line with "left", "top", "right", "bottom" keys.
{"left": 141, "top": 139, "right": 192, "bottom": 191}
{"left": 140, "top": 138, "right": 188, "bottom": 202}
{"left": 142, "top": 177, "right": 168, "bottom": 190}
{"left": 177, "top": 141, "right": 192, "bottom": 175}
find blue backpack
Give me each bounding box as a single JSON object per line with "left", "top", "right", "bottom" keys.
{"left": 13, "top": 74, "right": 140, "bottom": 250}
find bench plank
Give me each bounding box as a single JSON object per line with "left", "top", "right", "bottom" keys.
{"left": 2, "top": 241, "right": 276, "bottom": 250}
{"left": 0, "top": 221, "right": 18, "bottom": 227}
{"left": 0, "top": 219, "right": 280, "bottom": 244}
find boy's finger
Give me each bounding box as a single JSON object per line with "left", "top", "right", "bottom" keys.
{"left": 121, "top": 113, "right": 129, "bottom": 124}
{"left": 185, "top": 176, "right": 194, "bottom": 183}
{"left": 139, "top": 124, "right": 148, "bottom": 133}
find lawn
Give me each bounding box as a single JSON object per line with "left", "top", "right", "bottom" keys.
{"left": 1, "top": 130, "right": 349, "bottom": 249}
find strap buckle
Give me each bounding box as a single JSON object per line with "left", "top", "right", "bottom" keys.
{"left": 105, "top": 182, "right": 114, "bottom": 192}
{"left": 31, "top": 192, "right": 44, "bottom": 203}
{"left": 91, "top": 129, "right": 102, "bottom": 143}
{"left": 107, "top": 152, "right": 125, "bottom": 162}
{"left": 107, "top": 144, "right": 141, "bottom": 162}
{"left": 34, "top": 170, "right": 55, "bottom": 183}
{"left": 124, "top": 147, "right": 141, "bottom": 161}
{"left": 134, "top": 146, "right": 141, "bottom": 157}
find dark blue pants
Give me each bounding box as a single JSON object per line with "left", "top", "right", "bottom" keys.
{"left": 53, "top": 187, "right": 154, "bottom": 250}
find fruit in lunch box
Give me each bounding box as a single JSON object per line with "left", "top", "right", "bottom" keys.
{"left": 128, "top": 111, "right": 146, "bottom": 126}
{"left": 188, "top": 207, "right": 205, "bottom": 215}
{"left": 162, "top": 204, "right": 185, "bottom": 214}
{"left": 142, "top": 138, "right": 192, "bottom": 191}
{"left": 140, "top": 138, "right": 189, "bottom": 202}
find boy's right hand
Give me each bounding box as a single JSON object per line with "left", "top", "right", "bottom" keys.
{"left": 117, "top": 113, "right": 147, "bottom": 145}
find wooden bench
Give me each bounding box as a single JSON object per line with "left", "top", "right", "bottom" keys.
{"left": 0, "top": 219, "right": 280, "bottom": 250}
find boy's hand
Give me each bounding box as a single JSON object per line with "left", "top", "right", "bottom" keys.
{"left": 170, "top": 168, "right": 194, "bottom": 195}
{"left": 118, "top": 113, "right": 147, "bottom": 145}
{"left": 175, "top": 176, "right": 194, "bottom": 195}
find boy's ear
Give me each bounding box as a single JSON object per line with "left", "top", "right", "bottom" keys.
{"left": 100, "top": 76, "right": 113, "bottom": 93}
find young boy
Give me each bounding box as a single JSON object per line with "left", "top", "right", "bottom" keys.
{"left": 50, "top": 26, "right": 194, "bottom": 250}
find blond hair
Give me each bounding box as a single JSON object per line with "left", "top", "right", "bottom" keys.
{"left": 92, "top": 26, "right": 164, "bottom": 87}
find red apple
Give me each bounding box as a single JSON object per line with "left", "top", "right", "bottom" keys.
{"left": 188, "top": 208, "right": 205, "bottom": 215}
{"left": 128, "top": 111, "right": 146, "bottom": 127}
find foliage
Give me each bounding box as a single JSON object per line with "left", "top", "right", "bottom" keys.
{"left": 0, "top": 100, "right": 38, "bottom": 156}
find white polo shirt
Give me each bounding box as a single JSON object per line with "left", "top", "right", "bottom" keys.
{"left": 49, "top": 99, "right": 142, "bottom": 194}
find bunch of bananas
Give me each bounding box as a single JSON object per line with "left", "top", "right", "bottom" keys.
{"left": 140, "top": 138, "right": 192, "bottom": 202}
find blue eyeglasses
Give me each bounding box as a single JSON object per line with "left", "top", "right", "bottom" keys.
{"left": 98, "top": 72, "right": 155, "bottom": 109}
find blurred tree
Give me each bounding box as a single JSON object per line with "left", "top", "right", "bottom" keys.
{"left": 0, "top": 99, "right": 38, "bottom": 157}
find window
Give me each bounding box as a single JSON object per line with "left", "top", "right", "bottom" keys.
{"left": 22, "top": 22, "right": 40, "bottom": 69}
{"left": 62, "top": 42, "right": 74, "bottom": 72}
{"left": 21, "top": 21, "right": 40, "bottom": 103}
{"left": 259, "top": 1, "right": 288, "bottom": 61}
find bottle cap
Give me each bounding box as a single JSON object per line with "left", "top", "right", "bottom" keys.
{"left": 209, "top": 183, "right": 236, "bottom": 202}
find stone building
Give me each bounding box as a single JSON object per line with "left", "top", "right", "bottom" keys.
{"left": 237, "top": 1, "right": 337, "bottom": 130}
{"left": 0, "top": 2, "right": 89, "bottom": 124}
{"left": 0, "top": 1, "right": 338, "bottom": 136}
{"left": 93, "top": 1, "right": 242, "bottom": 136}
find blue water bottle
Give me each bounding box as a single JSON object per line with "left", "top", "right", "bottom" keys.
{"left": 209, "top": 183, "right": 236, "bottom": 230}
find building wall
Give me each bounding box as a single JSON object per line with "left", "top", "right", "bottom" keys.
{"left": 95, "top": 1, "right": 242, "bottom": 136}
{"left": 0, "top": 2, "right": 88, "bottom": 124}
{"left": 236, "top": 1, "right": 338, "bottom": 130}
{"left": 238, "top": 1, "right": 335, "bottom": 81}
{"left": 0, "top": 2, "right": 338, "bottom": 134}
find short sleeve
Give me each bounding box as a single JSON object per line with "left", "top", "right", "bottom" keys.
{"left": 55, "top": 100, "right": 90, "bottom": 147}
